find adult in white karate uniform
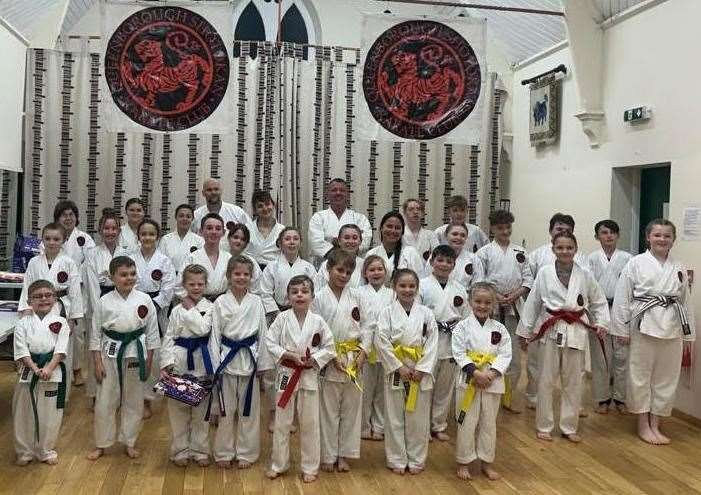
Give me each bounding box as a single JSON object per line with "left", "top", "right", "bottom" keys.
{"left": 611, "top": 219, "right": 695, "bottom": 445}
{"left": 160, "top": 265, "right": 214, "bottom": 466}
{"left": 192, "top": 178, "right": 251, "bottom": 252}
{"left": 88, "top": 256, "right": 160, "bottom": 460}
{"left": 264, "top": 276, "right": 335, "bottom": 483}
{"left": 518, "top": 232, "right": 609, "bottom": 442}
{"left": 366, "top": 211, "right": 424, "bottom": 281}
{"left": 452, "top": 283, "right": 512, "bottom": 481}
{"left": 13, "top": 282, "right": 70, "bottom": 466}
{"left": 209, "top": 257, "right": 268, "bottom": 468}
{"left": 401, "top": 198, "right": 440, "bottom": 276}
{"left": 357, "top": 255, "right": 393, "bottom": 440}
{"left": 177, "top": 213, "right": 231, "bottom": 301}
{"left": 444, "top": 223, "right": 485, "bottom": 290}
{"left": 314, "top": 224, "right": 364, "bottom": 290}
{"left": 587, "top": 219, "right": 633, "bottom": 413}
{"left": 159, "top": 204, "right": 204, "bottom": 275}
{"left": 419, "top": 245, "right": 470, "bottom": 441}
{"left": 476, "top": 209, "right": 533, "bottom": 411}
{"left": 376, "top": 269, "right": 438, "bottom": 474}
{"left": 433, "top": 195, "right": 488, "bottom": 253}
{"left": 523, "top": 212, "right": 586, "bottom": 408}
{"left": 244, "top": 190, "right": 285, "bottom": 271}
{"left": 307, "top": 178, "right": 372, "bottom": 261}
{"left": 118, "top": 198, "right": 145, "bottom": 252}
{"left": 311, "top": 250, "right": 371, "bottom": 472}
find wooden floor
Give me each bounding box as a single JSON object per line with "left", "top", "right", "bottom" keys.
{"left": 1, "top": 361, "right": 701, "bottom": 495}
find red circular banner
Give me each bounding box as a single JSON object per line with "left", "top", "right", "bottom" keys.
{"left": 363, "top": 20, "right": 481, "bottom": 140}
{"left": 104, "top": 7, "right": 229, "bottom": 131}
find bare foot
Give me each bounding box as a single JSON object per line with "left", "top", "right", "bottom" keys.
{"left": 502, "top": 404, "right": 522, "bottom": 414}
{"left": 238, "top": 460, "right": 252, "bottom": 469}
{"left": 268, "top": 417, "right": 275, "bottom": 434}
{"left": 321, "top": 462, "right": 335, "bottom": 472}
{"left": 337, "top": 458, "right": 351, "bottom": 472}
{"left": 527, "top": 401, "right": 536, "bottom": 410}
{"left": 408, "top": 466, "right": 424, "bottom": 475}
{"left": 302, "top": 473, "right": 318, "bottom": 483}
{"left": 649, "top": 415, "right": 671, "bottom": 445}
{"left": 143, "top": 401, "right": 153, "bottom": 420}
{"left": 391, "top": 467, "right": 405, "bottom": 475}
{"left": 290, "top": 423, "right": 297, "bottom": 434}
{"left": 595, "top": 403, "right": 609, "bottom": 415}
{"left": 126, "top": 447, "right": 140, "bottom": 458}
{"left": 579, "top": 409, "right": 588, "bottom": 418}
{"left": 614, "top": 402, "right": 629, "bottom": 415}
{"left": 73, "top": 370, "right": 84, "bottom": 386}
{"left": 265, "top": 469, "right": 280, "bottom": 479}
{"left": 638, "top": 414, "right": 662, "bottom": 445}
{"left": 361, "top": 431, "right": 373, "bottom": 440}
{"left": 432, "top": 431, "right": 450, "bottom": 442}
{"left": 173, "top": 458, "right": 188, "bottom": 467}
{"left": 87, "top": 448, "right": 104, "bottom": 460}
{"left": 15, "top": 457, "right": 32, "bottom": 466}
{"left": 88, "top": 398, "right": 95, "bottom": 412}
{"left": 482, "top": 463, "right": 501, "bottom": 480}
{"left": 371, "top": 431, "right": 385, "bottom": 441}
{"left": 217, "top": 460, "right": 232, "bottom": 469}
{"left": 456, "top": 464, "right": 471, "bottom": 480}
{"left": 536, "top": 431, "right": 553, "bottom": 442}
{"left": 561, "top": 433, "right": 582, "bottom": 443}
{"left": 197, "top": 458, "right": 210, "bottom": 467}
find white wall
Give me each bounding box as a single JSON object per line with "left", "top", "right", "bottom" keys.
{"left": 509, "top": 0, "right": 701, "bottom": 418}
{"left": 0, "top": 19, "right": 27, "bottom": 172}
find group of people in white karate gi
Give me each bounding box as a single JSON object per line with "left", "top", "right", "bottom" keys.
{"left": 11, "top": 176, "right": 695, "bottom": 484}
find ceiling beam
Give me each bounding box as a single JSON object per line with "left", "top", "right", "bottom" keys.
{"left": 375, "top": 0, "right": 565, "bottom": 16}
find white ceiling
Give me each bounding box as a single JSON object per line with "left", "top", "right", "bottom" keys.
{"left": 0, "top": 0, "right": 649, "bottom": 63}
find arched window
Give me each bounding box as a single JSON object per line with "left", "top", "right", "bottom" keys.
{"left": 233, "top": 0, "right": 319, "bottom": 59}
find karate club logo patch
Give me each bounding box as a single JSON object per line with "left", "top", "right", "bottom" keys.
{"left": 138, "top": 305, "right": 149, "bottom": 318}
{"left": 56, "top": 271, "right": 68, "bottom": 284}
{"left": 151, "top": 269, "right": 163, "bottom": 281}
{"left": 351, "top": 307, "right": 361, "bottom": 322}
{"left": 104, "top": 7, "right": 230, "bottom": 131}
{"left": 49, "top": 322, "right": 62, "bottom": 334}
{"left": 77, "top": 236, "right": 86, "bottom": 247}
{"left": 516, "top": 252, "right": 526, "bottom": 263}
{"left": 453, "top": 296, "right": 464, "bottom": 307}
{"left": 577, "top": 294, "right": 585, "bottom": 306}
{"left": 363, "top": 20, "right": 481, "bottom": 140}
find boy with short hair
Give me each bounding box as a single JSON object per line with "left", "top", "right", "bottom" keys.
{"left": 13, "top": 280, "right": 70, "bottom": 466}
{"left": 87, "top": 256, "right": 160, "bottom": 460}
{"left": 587, "top": 220, "right": 632, "bottom": 414}
{"left": 434, "top": 195, "right": 489, "bottom": 253}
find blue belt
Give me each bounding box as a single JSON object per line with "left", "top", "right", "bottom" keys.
{"left": 206, "top": 334, "right": 258, "bottom": 420}
{"left": 174, "top": 335, "right": 214, "bottom": 375}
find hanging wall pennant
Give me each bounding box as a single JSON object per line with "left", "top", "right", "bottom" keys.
{"left": 101, "top": 1, "right": 234, "bottom": 133}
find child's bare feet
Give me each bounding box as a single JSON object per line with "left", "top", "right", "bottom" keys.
{"left": 614, "top": 402, "right": 629, "bottom": 415}
{"left": 408, "top": 466, "right": 424, "bottom": 475}
{"left": 371, "top": 431, "right": 384, "bottom": 441}
{"left": 527, "top": 402, "right": 536, "bottom": 410}
{"left": 73, "top": 369, "right": 84, "bottom": 386}
{"left": 301, "top": 472, "right": 318, "bottom": 483}
{"left": 197, "top": 458, "right": 210, "bottom": 467}
{"left": 638, "top": 413, "right": 662, "bottom": 445}
{"left": 238, "top": 460, "right": 252, "bottom": 469}
{"left": 432, "top": 431, "right": 450, "bottom": 442}
{"left": 595, "top": 403, "right": 609, "bottom": 415}
{"left": 361, "top": 431, "right": 373, "bottom": 440}
{"left": 536, "top": 431, "right": 553, "bottom": 442}
{"left": 173, "top": 458, "right": 188, "bottom": 467}
{"left": 456, "top": 464, "right": 471, "bottom": 480}
{"left": 87, "top": 448, "right": 104, "bottom": 460}
{"left": 579, "top": 408, "right": 588, "bottom": 418}
{"left": 321, "top": 462, "right": 335, "bottom": 472}
{"left": 15, "top": 456, "right": 32, "bottom": 466}
{"left": 268, "top": 417, "right": 275, "bottom": 434}
{"left": 88, "top": 397, "right": 95, "bottom": 412}
{"left": 126, "top": 447, "right": 140, "bottom": 458}
{"left": 217, "top": 460, "right": 232, "bottom": 469}
{"left": 265, "top": 469, "right": 280, "bottom": 479}
{"left": 481, "top": 462, "right": 501, "bottom": 480}
{"left": 337, "top": 458, "right": 351, "bottom": 472}
{"left": 143, "top": 400, "right": 153, "bottom": 419}
{"left": 561, "top": 433, "right": 582, "bottom": 443}
{"left": 290, "top": 422, "right": 297, "bottom": 434}
{"left": 391, "top": 467, "right": 405, "bottom": 475}
{"left": 502, "top": 404, "right": 522, "bottom": 414}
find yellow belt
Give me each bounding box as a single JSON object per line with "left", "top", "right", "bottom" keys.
{"left": 335, "top": 339, "right": 363, "bottom": 391}
{"left": 392, "top": 344, "right": 424, "bottom": 412}
{"left": 458, "top": 351, "right": 496, "bottom": 422}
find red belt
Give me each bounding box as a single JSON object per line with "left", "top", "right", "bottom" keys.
{"left": 531, "top": 309, "right": 607, "bottom": 368}
{"left": 277, "top": 348, "right": 312, "bottom": 409}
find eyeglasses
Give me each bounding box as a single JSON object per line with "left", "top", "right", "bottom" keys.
{"left": 31, "top": 293, "right": 55, "bottom": 300}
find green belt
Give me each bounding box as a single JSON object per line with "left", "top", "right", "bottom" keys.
{"left": 104, "top": 327, "right": 147, "bottom": 398}
{"left": 29, "top": 351, "right": 66, "bottom": 443}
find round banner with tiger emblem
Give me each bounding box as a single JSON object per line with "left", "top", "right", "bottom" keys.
{"left": 362, "top": 20, "right": 482, "bottom": 140}
{"left": 104, "top": 6, "right": 230, "bottom": 132}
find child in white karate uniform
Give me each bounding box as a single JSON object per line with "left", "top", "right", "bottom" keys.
{"left": 227, "top": 223, "right": 263, "bottom": 294}
{"left": 87, "top": 256, "right": 160, "bottom": 460}
{"left": 433, "top": 195, "right": 489, "bottom": 252}
{"left": 445, "top": 223, "right": 485, "bottom": 290}
{"left": 376, "top": 269, "right": 438, "bottom": 475}
{"left": 358, "top": 255, "right": 393, "bottom": 441}
{"left": 160, "top": 264, "right": 214, "bottom": 466}
{"left": 401, "top": 198, "right": 440, "bottom": 275}
{"left": 312, "top": 249, "right": 371, "bottom": 472}
{"left": 315, "top": 224, "right": 364, "bottom": 290}
{"left": 265, "top": 275, "right": 335, "bottom": 483}
{"left": 159, "top": 204, "right": 205, "bottom": 275}
{"left": 453, "top": 282, "right": 511, "bottom": 481}
{"left": 518, "top": 232, "right": 609, "bottom": 443}
{"left": 419, "top": 245, "right": 470, "bottom": 441}
{"left": 611, "top": 219, "right": 695, "bottom": 445}
{"left": 118, "top": 198, "right": 145, "bottom": 252}
{"left": 210, "top": 256, "right": 268, "bottom": 468}
{"left": 13, "top": 280, "right": 70, "bottom": 466}
{"left": 244, "top": 190, "right": 285, "bottom": 271}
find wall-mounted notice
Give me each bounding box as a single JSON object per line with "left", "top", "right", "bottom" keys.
{"left": 682, "top": 205, "right": 701, "bottom": 241}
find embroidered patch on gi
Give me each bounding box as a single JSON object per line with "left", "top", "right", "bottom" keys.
{"left": 279, "top": 374, "right": 289, "bottom": 391}
{"left": 423, "top": 250, "right": 430, "bottom": 261}
{"left": 138, "top": 305, "right": 148, "bottom": 318}
{"left": 107, "top": 341, "right": 118, "bottom": 358}
{"left": 678, "top": 271, "right": 684, "bottom": 283}
{"left": 453, "top": 296, "right": 464, "bottom": 307}
{"left": 77, "top": 236, "right": 86, "bottom": 247}
{"left": 312, "top": 333, "right": 321, "bottom": 347}
{"left": 491, "top": 331, "right": 502, "bottom": 345}
{"left": 226, "top": 221, "right": 236, "bottom": 231}
{"left": 465, "top": 263, "right": 473, "bottom": 276}
{"left": 49, "top": 321, "right": 62, "bottom": 334}
{"left": 151, "top": 269, "right": 163, "bottom": 281}
{"left": 351, "top": 307, "right": 361, "bottom": 322}
{"left": 45, "top": 390, "right": 58, "bottom": 398}
{"left": 190, "top": 246, "right": 198, "bottom": 253}
{"left": 56, "top": 271, "right": 68, "bottom": 283}
{"left": 516, "top": 252, "right": 526, "bottom": 263}
{"left": 577, "top": 294, "right": 585, "bottom": 306}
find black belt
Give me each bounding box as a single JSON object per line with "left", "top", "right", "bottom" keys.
{"left": 205, "top": 292, "right": 225, "bottom": 303}
{"left": 277, "top": 303, "right": 291, "bottom": 312}
{"left": 55, "top": 289, "right": 68, "bottom": 299}
{"left": 99, "top": 285, "right": 115, "bottom": 297}
{"left": 437, "top": 320, "right": 458, "bottom": 333}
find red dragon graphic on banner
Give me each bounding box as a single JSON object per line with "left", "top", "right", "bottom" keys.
{"left": 363, "top": 20, "right": 481, "bottom": 140}
{"left": 104, "top": 7, "right": 229, "bottom": 132}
